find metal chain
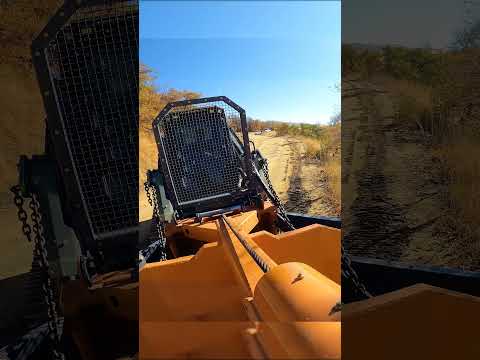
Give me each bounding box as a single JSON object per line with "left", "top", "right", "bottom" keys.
{"left": 10, "top": 186, "right": 65, "bottom": 360}
{"left": 30, "top": 194, "right": 65, "bottom": 360}
{"left": 258, "top": 160, "right": 372, "bottom": 304}
{"left": 143, "top": 181, "right": 167, "bottom": 261}
{"left": 10, "top": 185, "right": 33, "bottom": 242}
{"left": 341, "top": 244, "right": 372, "bottom": 299}
{"left": 259, "top": 160, "right": 296, "bottom": 230}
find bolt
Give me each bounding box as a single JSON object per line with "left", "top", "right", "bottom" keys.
{"left": 292, "top": 272, "right": 304, "bottom": 284}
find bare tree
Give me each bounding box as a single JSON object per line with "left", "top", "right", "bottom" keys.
{"left": 452, "top": 19, "right": 480, "bottom": 50}
{"left": 329, "top": 112, "right": 341, "bottom": 126}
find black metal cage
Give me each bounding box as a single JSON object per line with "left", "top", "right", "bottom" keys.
{"left": 152, "top": 96, "right": 255, "bottom": 217}
{"left": 32, "top": 0, "right": 138, "bottom": 270}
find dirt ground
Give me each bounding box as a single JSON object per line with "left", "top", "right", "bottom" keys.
{"left": 0, "top": 1, "right": 62, "bottom": 279}
{"left": 250, "top": 132, "right": 339, "bottom": 217}
{"left": 139, "top": 132, "right": 339, "bottom": 222}
{"left": 342, "top": 77, "right": 475, "bottom": 270}
{"left": 0, "top": 64, "right": 46, "bottom": 279}
{"left": 0, "top": 0, "right": 61, "bottom": 279}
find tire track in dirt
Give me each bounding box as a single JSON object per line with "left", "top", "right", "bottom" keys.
{"left": 343, "top": 85, "right": 409, "bottom": 259}
{"left": 284, "top": 139, "right": 310, "bottom": 214}
{"left": 283, "top": 138, "right": 338, "bottom": 217}
{"left": 343, "top": 78, "right": 461, "bottom": 267}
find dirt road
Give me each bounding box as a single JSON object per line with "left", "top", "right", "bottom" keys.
{"left": 250, "top": 133, "right": 339, "bottom": 217}
{"left": 139, "top": 132, "right": 339, "bottom": 222}
{"left": 342, "top": 78, "right": 473, "bottom": 269}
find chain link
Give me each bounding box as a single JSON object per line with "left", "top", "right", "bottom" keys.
{"left": 11, "top": 185, "right": 33, "bottom": 242}
{"left": 143, "top": 180, "right": 167, "bottom": 261}
{"left": 258, "top": 160, "right": 372, "bottom": 305}
{"left": 341, "top": 244, "right": 372, "bottom": 299}
{"left": 11, "top": 186, "right": 65, "bottom": 360}
{"left": 259, "top": 160, "right": 296, "bottom": 230}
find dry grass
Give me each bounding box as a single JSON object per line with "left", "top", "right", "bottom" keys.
{"left": 444, "top": 140, "right": 480, "bottom": 226}
{"left": 298, "top": 124, "right": 341, "bottom": 213}
{"left": 374, "top": 75, "right": 433, "bottom": 109}
{"left": 372, "top": 75, "right": 434, "bottom": 131}
{"left": 139, "top": 130, "right": 157, "bottom": 187}
{"left": 325, "top": 156, "right": 341, "bottom": 212}
{"left": 435, "top": 134, "right": 480, "bottom": 265}
{"left": 302, "top": 135, "right": 336, "bottom": 159}
{"left": 302, "top": 124, "right": 341, "bottom": 212}
{"left": 302, "top": 137, "right": 322, "bottom": 159}
{"left": 299, "top": 124, "right": 340, "bottom": 161}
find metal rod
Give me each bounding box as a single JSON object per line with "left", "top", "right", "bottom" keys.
{"left": 221, "top": 215, "right": 273, "bottom": 273}
{"left": 196, "top": 205, "right": 242, "bottom": 219}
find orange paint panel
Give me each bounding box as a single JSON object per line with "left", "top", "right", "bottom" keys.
{"left": 342, "top": 284, "right": 480, "bottom": 360}
{"left": 253, "top": 263, "right": 340, "bottom": 322}
{"left": 231, "top": 210, "right": 260, "bottom": 234}
{"left": 140, "top": 243, "right": 247, "bottom": 322}
{"left": 250, "top": 224, "right": 340, "bottom": 284}
{"left": 181, "top": 221, "right": 220, "bottom": 243}
{"left": 140, "top": 321, "right": 253, "bottom": 359}
{"left": 140, "top": 212, "right": 342, "bottom": 359}
{"left": 178, "top": 211, "right": 259, "bottom": 243}
{"left": 256, "top": 322, "right": 341, "bottom": 359}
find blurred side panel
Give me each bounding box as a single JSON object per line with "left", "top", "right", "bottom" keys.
{"left": 342, "top": 0, "right": 480, "bottom": 358}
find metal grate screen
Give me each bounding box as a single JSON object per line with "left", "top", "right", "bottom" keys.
{"left": 157, "top": 102, "right": 245, "bottom": 206}
{"left": 44, "top": 2, "right": 138, "bottom": 237}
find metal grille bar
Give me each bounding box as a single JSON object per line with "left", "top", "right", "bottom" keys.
{"left": 44, "top": 2, "right": 138, "bottom": 237}
{"left": 159, "top": 105, "right": 242, "bottom": 205}
{"left": 154, "top": 98, "right": 252, "bottom": 212}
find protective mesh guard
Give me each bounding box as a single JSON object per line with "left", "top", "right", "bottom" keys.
{"left": 44, "top": 2, "right": 138, "bottom": 236}
{"left": 157, "top": 103, "right": 245, "bottom": 206}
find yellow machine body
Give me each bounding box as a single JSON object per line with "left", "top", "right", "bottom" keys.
{"left": 139, "top": 205, "right": 480, "bottom": 359}
{"left": 140, "top": 207, "right": 341, "bottom": 359}
{"left": 60, "top": 205, "right": 480, "bottom": 359}
{"left": 342, "top": 283, "right": 480, "bottom": 359}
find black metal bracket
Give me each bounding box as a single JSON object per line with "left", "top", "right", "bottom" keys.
{"left": 151, "top": 96, "right": 257, "bottom": 219}
{"left": 344, "top": 256, "right": 480, "bottom": 302}
{"left": 17, "top": 154, "right": 83, "bottom": 279}
{"left": 30, "top": 0, "right": 139, "bottom": 272}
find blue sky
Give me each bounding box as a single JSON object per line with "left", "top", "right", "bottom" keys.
{"left": 140, "top": 1, "right": 341, "bottom": 124}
